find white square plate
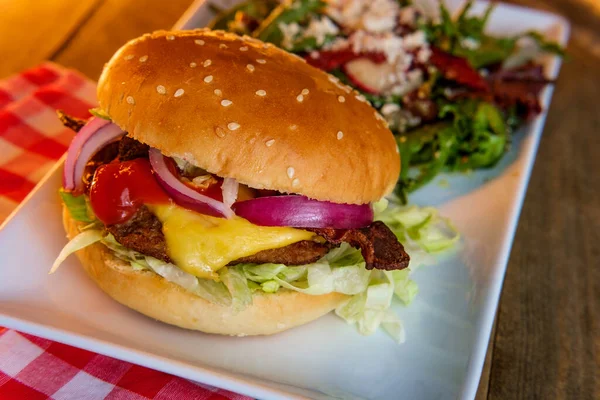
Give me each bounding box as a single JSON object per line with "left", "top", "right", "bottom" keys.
{"left": 0, "top": 2, "right": 568, "bottom": 399}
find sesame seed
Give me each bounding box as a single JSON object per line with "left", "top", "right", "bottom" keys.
{"left": 239, "top": 46, "right": 248, "bottom": 51}
{"left": 256, "top": 59, "right": 266, "bottom": 64}
{"left": 166, "top": 35, "right": 175, "bottom": 40}
{"left": 139, "top": 55, "right": 148, "bottom": 62}
{"left": 190, "top": 62, "right": 197, "bottom": 68}
{"left": 214, "top": 89, "right": 222, "bottom": 96}
{"left": 228, "top": 122, "right": 240, "bottom": 131}
{"left": 338, "top": 95, "right": 345, "bottom": 103}
{"left": 219, "top": 44, "right": 228, "bottom": 49}
{"left": 256, "top": 90, "right": 266, "bottom": 96}
{"left": 287, "top": 167, "right": 295, "bottom": 179}
{"left": 214, "top": 126, "right": 226, "bottom": 138}
{"left": 337, "top": 131, "right": 344, "bottom": 140}
{"left": 395, "top": 145, "right": 400, "bottom": 154}
{"left": 356, "top": 94, "right": 366, "bottom": 102}
{"left": 221, "top": 99, "right": 232, "bottom": 107}
{"left": 156, "top": 85, "right": 166, "bottom": 94}
{"left": 194, "top": 39, "right": 205, "bottom": 45}
{"left": 174, "top": 89, "right": 184, "bottom": 97}
{"left": 301, "top": 89, "right": 309, "bottom": 95}
{"left": 246, "top": 64, "right": 255, "bottom": 72}
{"left": 126, "top": 96, "right": 135, "bottom": 105}
{"left": 204, "top": 75, "right": 213, "bottom": 83}
{"left": 203, "top": 59, "right": 212, "bottom": 67}
{"left": 289, "top": 124, "right": 298, "bottom": 130}
{"left": 328, "top": 75, "right": 339, "bottom": 83}
{"left": 296, "top": 94, "right": 304, "bottom": 102}
{"left": 124, "top": 54, "right": 134, "bottom": 60}
{"left": 265, "top": 139, "right": 275, "bottom": 147}
{"left": 292, "top": 178, "right": 300, "bottom": 187}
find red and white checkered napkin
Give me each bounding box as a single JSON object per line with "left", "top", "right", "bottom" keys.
{"left": 0, "top": 63, "right": 251, "bottom": 400}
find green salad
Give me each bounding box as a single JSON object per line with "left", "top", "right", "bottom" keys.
{"left": 209, "top": 0, "right": 564, "bottom": 201}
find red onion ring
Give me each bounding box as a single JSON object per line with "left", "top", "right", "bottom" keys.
{"left": 72, "top": 124, "right": 125, "bottom": 192}
{"left": 63, "top": 117, "right": 111, "bottom": 191}
{"left": 148, "top": 148, "right": 233, "bottom": 218}
{"left": 222, "top": 178, "right": 239, "bottom": 209}
{"left": 232, "top": 195, "right": 374, "bottom": 229}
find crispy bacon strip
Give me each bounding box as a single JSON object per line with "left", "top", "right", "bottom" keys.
{"left": 308, "top": 221, "right": 410, "bottom": 271}
{"left": 57, "top": 110, "right": 86, "bottom": 132}
{"left": 487, "top": 63, "right": 551, "bottom": 120}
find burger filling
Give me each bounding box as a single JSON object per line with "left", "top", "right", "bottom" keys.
{"left": 54, "top": 111, "right": 458, "bottom": 342}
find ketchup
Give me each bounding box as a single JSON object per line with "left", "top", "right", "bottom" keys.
{"left": 89, "top": 159, "right": 170, "bottom": 225}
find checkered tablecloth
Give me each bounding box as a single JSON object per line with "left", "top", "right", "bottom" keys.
{"left": 0, "top": 63, "right": 251, "bottom": 400}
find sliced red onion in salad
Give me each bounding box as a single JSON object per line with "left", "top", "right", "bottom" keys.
{"left": 63, "top": 117, "right": 125, "bottom": 192}
{"left": 232, "top": 195, "right": 374, "bottom": 229}
{"left": 221, "top": 178, "right": 239, "bottom": 209}
{"left": 148, "top": 148, "right": 234, "bottom": 218}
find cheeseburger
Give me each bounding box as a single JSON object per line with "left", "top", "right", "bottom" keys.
{"left": 53, "top": 29, "right": 410, "bottom": 336}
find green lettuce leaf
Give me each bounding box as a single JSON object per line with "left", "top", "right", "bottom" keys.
{"left": 59, "top": 189, "right": 94, "bottom": 222}
{"left": 89, "top": 107, "right": 111, "bottom": 120}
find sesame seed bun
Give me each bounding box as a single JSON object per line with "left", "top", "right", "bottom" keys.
{"left": 63, "top": 206, "right": 349, "bottom": 336}
{"left": 97, "top": 29, "right": 400, "bottom": 204}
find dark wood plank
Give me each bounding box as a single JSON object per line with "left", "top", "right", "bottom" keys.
{"left": 0, "top": 0, "right": 100, "bottom": 78}
{"left": 52, "top": 0, "right": 193, "bottom": 80}
{"left": 476, "top": 314, "right": 498, "bottom": 400}
{"left": 489, "top": 1, "right": 600, "bottom": 399}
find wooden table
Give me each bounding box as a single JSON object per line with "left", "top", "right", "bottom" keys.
{"left": 0, "top": 1, "right": 597, "bottom": 398}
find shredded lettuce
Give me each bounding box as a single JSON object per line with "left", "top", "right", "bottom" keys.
{"left": 146, "top": 257, "right": 199, "bottom": 292}
{"left": 50, "top": 230, "right": 103, "bottom": 273}
{"left": 374, "top": 199, "right": 460, "bottom": 256}
{"left": 103, "top": 234, "right": 234, "bottom": 306}
{"left": 219, "top": 266, "right": 252, "bottom": 311}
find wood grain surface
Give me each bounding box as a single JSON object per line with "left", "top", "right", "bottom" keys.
{"left": 1, "top": 1, "right": 598, "bottom": 399}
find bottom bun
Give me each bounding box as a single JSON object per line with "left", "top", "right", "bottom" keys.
{"left": 63, "top": 207, "right": 348, "bottom": 336}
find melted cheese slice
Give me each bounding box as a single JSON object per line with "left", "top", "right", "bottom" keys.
{"left": 149, "top": 204, "right": 314, "bottom": 279}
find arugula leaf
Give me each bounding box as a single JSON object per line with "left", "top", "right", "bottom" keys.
{"left": 59, "top": 189, "right": 95, "bottom": 222}
{"left": 423, "top": 0, "right": 563, "bottom": 68}
{"left": 208, "top": 0, "right": 279, "bottom": 34}
{"left": 287, "top": 32, "right": 336, "bottom": 52}
{"left": 523, "top": 31, "right": 566, "bottom": 57}
{"left": 253, "top": 0, "right": 326, "bottom": 46}
{"left": 440, "top": 100, "right": 507, "bottom": 170}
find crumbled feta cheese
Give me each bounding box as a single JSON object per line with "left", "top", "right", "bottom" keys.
{"left": 403, "top": 31, "right": 426, "bottom": 50}
{"left": 417, "top": 47, "right": 432, "bottom": 63}
{"left": 280, "top": 17, "right": 339, "bottom": 50}
{"left": 303, "top": 17, "right": 339, "bottom": 47}
{"left": 279, "top": 22, "right": 301, "bottom": 50}
{"left": 381, "top": 103, "right": 401, "bottom": 115}
{"left": 461, "top": 37, "right": 480, "bottom": 50}
{"left": 326, "top": 0, "right": 399, "bottom": 33}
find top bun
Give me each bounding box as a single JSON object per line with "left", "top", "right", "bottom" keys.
{"left": 97, "top": 30, "right": 400, "bottom": 204}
